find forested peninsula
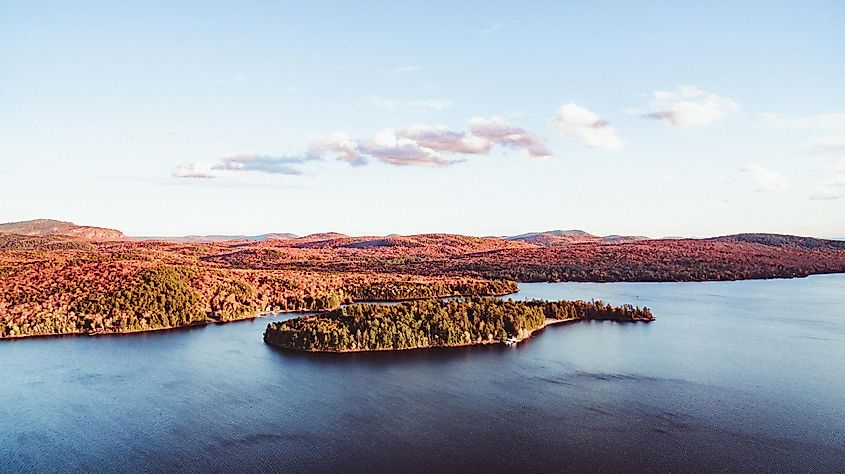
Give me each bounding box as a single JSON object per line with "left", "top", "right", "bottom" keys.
{"left": 263, "top": 297, "right": 654, "bottom": 352}
{"left": 0, "top": 263, "right": 514, "bottom": 339}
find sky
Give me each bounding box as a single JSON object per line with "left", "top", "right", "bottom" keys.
{"left": 1, "top": 1, "right": 844, "bottom": 238}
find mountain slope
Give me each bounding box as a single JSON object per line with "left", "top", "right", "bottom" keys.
{"left": 507, "top": 229, "right": 648, "bottom": 246}
{"left": 0, "top": 219, "right": 124, "bottom": 240}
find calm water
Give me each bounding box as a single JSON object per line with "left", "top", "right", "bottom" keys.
{"left": 2, "top": 275, "right": 844, "bottom": 473}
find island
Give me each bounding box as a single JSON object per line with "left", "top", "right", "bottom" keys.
{"left": 263, "top": 297, "right": 654, "bottom": 352}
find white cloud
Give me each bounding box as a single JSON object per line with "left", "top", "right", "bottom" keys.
{"left": 212, "top": 154, "right": 309, "bottom": 175}
{"left": 740, "top": 165, "right": 788, "bottom": 192}
{"left": 308, "top": 131, "right": 366, "bottom": 166}
{"left": 398, "top": 125, "right": 491, "bottom": 154}
{"left": 173, "top": 162, "right": 219, "bottom": 179}
{"left": 761, "top": 112, "right": 845, "bottom": 154}
{"left": 358, "top": 129, "right": 455, "bottom": 167}
{"left": 550, "top": 103, "right": 625, "bottom": 150}
{"left": 475, "top": 22, "right": 504, "bottom": 35}
{"left": 174, "top": 154, "right": 312, "bottom": 179}
{"left": 469, "top": 116, "right": 551, "bottom": 157}
{"left": 762, "top": 112, "right": 845, "bottom": 130}
{"left": 809, "top": 186, "right": 842, "bottom": 200}
{"left": 380, "top": 65, "right": 421, "bottom": 75}
{"left": 644, "top": 86, "right": 739, "bottom": 127}
{"left": 174, "top": 117, "right": 550, "bottom": 177}
{"left": 808, "top": 160, "right": 845, "bottom": 200}
{"left": 364, "top": 96, "right": 453, "bottom": 113}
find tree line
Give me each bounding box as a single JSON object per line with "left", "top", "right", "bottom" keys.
{"left": 0, "top": 262, "right": 518, "bottom": 338}
{"left": 263, "top": 297, "right": 654, "bottom": 352}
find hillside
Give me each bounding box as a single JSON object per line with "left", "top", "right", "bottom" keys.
{"left": 134, "top": 233, "right": 300, "bottom": 243}
{"left": 0, "top": 219, "right": 124, "bottom": 241}
{"left": 507, "top": 229, "right": 649, "bottom": 246}
{"left": 2, "top": 220, "right": 845, "bottom": 339}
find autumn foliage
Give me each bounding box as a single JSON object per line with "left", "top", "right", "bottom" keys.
{"left": 1, "top": 229, "right": 843, "bottom": 339}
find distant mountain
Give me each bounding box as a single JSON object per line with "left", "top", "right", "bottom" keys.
{"left": 288, "top": 233, "right": 525, "bottom": 253}
{"left": 135, "top": 233, "right": 299, "bottom": 243}
{"left": 264, "top": 233, "right": 300, "bottom": 240}
{"left": 509, "top": 229, "right": 595, "bottom": 239}
{"left": 507, "top": 230, "right": 648, "bottom": 246}
{"left": 708, "top": 233, "right": 845, "bottom": 250}
{"left": 296, "top": 232, "right": 349, "bottom": 242}
{"left": 0, "top": 219, "right": 124, "bottom": 241}
{"left": 600, "top": 234, "right": 651, "bottom": 244}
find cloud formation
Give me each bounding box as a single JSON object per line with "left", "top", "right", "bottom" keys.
{"left": 808, "top": 159, "right": 845, "bottom": 200}
{"left": 644, "top": 86, "right": 739, "bottom": 127}
{"left": 550, "top": 103, "right": 625, "bottom": 150}
{"left": 380, "top": 65, "right": 421, "bottom": 75}
{"left": 175, "top": 117, "right": 549, "bottom": 178}
{"left": 359, "top": 128, "right": 456, "bottom": 166}
{"left": 213, "top": 154, "right": 311, "bottom": 175}
{"left": 740, "top": 164, "right": 787, "bottom": 192}
{"left": 174, "top": 154, "right": 313, "bottom": 179}
{"left": 469, "top": 116, "right": 552, "bottom": 157}
{"left": 475, "top": 22, "right": 504, "bottom": 35}
{"left": 398, "top": 125, "right": 491, "bottom": 154}
{"left": 307, "top": 132, "right": 366, "bottom": 166}
{"left": 809, "top": 186, "right": 842, "bottom": 200}
{"left": 173, "top": 162, "right": 218, "bottom": 179}
{"left": 761, "top": 112, "right": 845, "bottom": 154}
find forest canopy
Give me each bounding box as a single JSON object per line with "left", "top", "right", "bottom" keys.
{"left": 263, "top": 297, "right": 654, "bottom": 352}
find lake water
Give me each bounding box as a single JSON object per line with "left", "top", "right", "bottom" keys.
{"left": 2, "top": 275, "right": 844, "bottom": 473}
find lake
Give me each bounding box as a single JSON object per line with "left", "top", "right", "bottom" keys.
{"left": 1, "top": 274, "right": 844, "bottom": 473}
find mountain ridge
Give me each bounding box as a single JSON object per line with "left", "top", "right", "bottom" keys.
{"left": 1, "top": 219, "right": 842, "bottom": 248}
{"left": 0, "top": 219, "right": 125, "bottom": 241}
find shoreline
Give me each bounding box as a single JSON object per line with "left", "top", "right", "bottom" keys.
{"left": 265, "top": 315, "right": 653, "bottom": 354}
{"left": 4, "top": 272, "right": 841, "bottom": 341}
{"left": 0, "top": 291, "right": 519, "bottom": 341}
{"left": 267, "top": 318, "right": 574, "bottom": 354}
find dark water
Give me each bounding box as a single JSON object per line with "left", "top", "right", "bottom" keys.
{"left": 2, "top": 275, "right": 844, "bottom": 473}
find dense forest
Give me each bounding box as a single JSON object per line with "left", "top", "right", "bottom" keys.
{"left": 263, "top": 297, "right": 654, "bottom": 352}
{"left": 0, "top": 248, "right": 515, "bottom": 338}
{"left": 204, "top": 233, "right": 845, "bottom": 282}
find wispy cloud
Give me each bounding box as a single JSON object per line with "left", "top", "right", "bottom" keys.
{"left": 379, "top": 65, "right": 421, "bottom": 75}
{"left": 475, "top": 22, "right": 504, "bottom": 36}
{"left": 761, "top": 112, "right": 845, "bottom": 154}
{"left": 740, "top": 164, "right": 787, "bottom": 192}
{"left": 364, "top": 96, "right": 453, "bottom": 113}
{"left": 808, "top": 159, "right": 845, "bottom": 200}
{"left": 176, "top": 117, "right": 551, "bottom": 178}
{"left": 643, "top": 86, "right": 739, "bottom": 127}
{"left": 550, "top": 103, "right": 625, "bottom": 150}
{"left": 173, "top": 162, "right": 218, "bottom": 179}
{"left": 174, "top": 154, "right": 313, "bottom": 179}
{"left": 809, "top": 186, "right": 842, "bottom": 200}
{"left": 213, "top": 154, "right": 311, "bottom": 175}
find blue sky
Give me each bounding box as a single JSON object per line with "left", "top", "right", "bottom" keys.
{"left": 2, "top": 1, "right": 844, "bottom": 237}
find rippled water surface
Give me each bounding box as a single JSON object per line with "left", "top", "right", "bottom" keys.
{"left": 2, "top": 274, "right": 844, "bottom": 473}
